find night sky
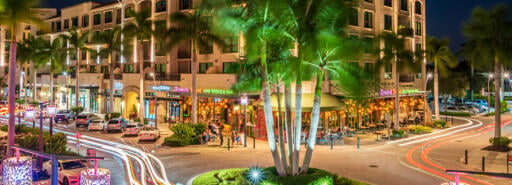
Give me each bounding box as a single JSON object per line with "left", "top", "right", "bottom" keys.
{"left": 41, "top": 0, "right": 510, "bottom": 51}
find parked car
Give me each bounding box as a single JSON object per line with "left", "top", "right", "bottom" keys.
{"left": 42, "top": 160, "right": 87, "bottom": 185}
{"left": 138, "top": 127, "right": 160, "bottom": 141}
{"left": 106, "top": 118, "right": 129, "bottom": 133}
{"left": 54, "top": 110, "right": 75, "bottom": 123}
{"left": 472, "top": 99, "right": 489, "bottom": 107}
{"left": 75, "top": 113, "right": 99, "bottom": 128}
{"left": 88, "top": 119, "right": 106, "bottom": 131}
{"left": 123, "top": 123, "right": 140, "bottom": 136}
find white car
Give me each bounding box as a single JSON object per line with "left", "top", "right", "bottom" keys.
{"left": 123, "top": 123, "right": 140, "bottom": 136}
{"left": 88, "top": 119, "right": 105, "bottom": 131}
{"left": 43, "top": 160, "right": 87, "bottom": 185}
{"left": 138, "top": 127, "right": 160, "bottom": 141}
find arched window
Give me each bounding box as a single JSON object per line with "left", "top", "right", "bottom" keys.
{"left": 415, "top": 1, "right": 422, "bottom": 15}
{"left": 156, "top": 0, "right": 167, "bottom": 13}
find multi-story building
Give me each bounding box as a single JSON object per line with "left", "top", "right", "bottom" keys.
{"left": 0, "top": 0, "right": 426, "bottom": 132}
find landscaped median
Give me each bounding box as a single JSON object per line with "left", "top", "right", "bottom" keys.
{"left": 191, "top": 167, "right": 368, "bottom": 185}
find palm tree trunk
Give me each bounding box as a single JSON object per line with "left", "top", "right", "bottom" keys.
{"left": 292, "top": 65, "right": 302, "bottom": 175}
{"left": 50, "top": 71, "right": 54, "bottom": 102}
{"left": 33, "top": 70, "right": 37, "bottom": 101}
{"left": 301, "top": 69, "right": 324, "bottom": 174}
{"left": 191, "top": 40, "right": 198, "bottom": 124}
{"left": 110, "top": 53, "right": 114, "bottom": 113}
{"left": 260, "top": 42, "right": 285, "bottom": 176}
{"left": 75, "top": 48, "right": 80, "bottom": 107}
{"left": 394, "top": 68, "right": 400, "bottom": 130}
{"left": 7, "top": 23, "right": 17, "bottom": 156}
{"left": 284, "top": 81, "right": 293, "bottom": 175}
{"left": 434, "top": 60, "right": 440, "bottom": 120}
{"left": 139, "top": 40, "right": 145, "bottom": 124}
{"left": 276, "top": 81, "right": 288, "bottom": 173}
{"left": 494, "top": 56, "right": 501, "bottom": 138}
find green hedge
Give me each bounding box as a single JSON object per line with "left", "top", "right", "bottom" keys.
{"left": 192, "top": 167, "right": 368, "bottom": 185}
{"left": 433, "top": 120, "right": 448, "bottom": 128}
{"left": 407, "top": 125, "right": 432, "bottom": 134}
{"left": 105, "top": 112, "right": 121, "bottom": 120}
{"left": 440, "top": 111, "right": 471, "bottom": 117}
{"left": 0, "top": 125, "right": 73, "bottom": 155}
{"left": 392, "top": 130, "right": 408, "bottom": 138}
{"left": 489, "top": 137, "right": 510, "bottom": 148}
{"left": 70, "top": 106, "right": 84, "bottom": 115}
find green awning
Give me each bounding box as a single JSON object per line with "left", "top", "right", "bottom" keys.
{"left": 263, "top": 93, "right": 344, "bottom": 112}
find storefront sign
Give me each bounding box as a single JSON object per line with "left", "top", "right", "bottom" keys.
{"left": 174, "top": 86, "right": 189, "bottom": 93}
{"left": 114, "top": 82, "right": 123, "bottom": 90}
{"left": 400, "top": 88, "right": 419, "bottom": 94}
{"left": 152, "top": 85, "right": 171, "bottom": 91}
{"left": 379, "top": 89, "right": 394, "bottom": 96}
{"left": 202, "top": 88, "right": 234, "bottom": 95}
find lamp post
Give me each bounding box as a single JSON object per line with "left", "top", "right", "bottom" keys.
{"left": 63, "top": 72, "right": 70, "bottom": 110}
{"left": 504, "top": 73, "right": 510, "bottom": 99}
{"left": 424, "top": 73, "right": 432, "bottom": 125}
{"left": 150, "top": 72, "right": 157, "bottom": 129}
{"left": 240, "top": 94, "right": 248, "bottom": 147}
{"left": 488, "top": 74, "right": 493, "bottom": 114}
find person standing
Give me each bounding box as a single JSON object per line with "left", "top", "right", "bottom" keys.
{"left": 219, "top": 123, "right": 224, "bottom": 146}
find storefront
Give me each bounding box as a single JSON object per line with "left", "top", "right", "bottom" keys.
{"left": 254, "top": 93, "right": 345, "bottom": 139}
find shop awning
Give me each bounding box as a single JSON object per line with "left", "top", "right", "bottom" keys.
{"left": 263, "top": 93, "right": 344, "bottom": 112}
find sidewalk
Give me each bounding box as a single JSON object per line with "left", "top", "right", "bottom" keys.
{"left": 464, "top": 149, "right": 511, "bottom": 173}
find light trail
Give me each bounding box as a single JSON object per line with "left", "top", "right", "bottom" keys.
{"left": 0, "top": 116, "right": 171, "bottom": 185}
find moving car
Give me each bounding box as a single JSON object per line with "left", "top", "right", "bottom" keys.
{"left": 54, "top": 110, "right": 75, "bottom": 123}
{"left": 123, "top": 123, "right": 140, "bottom": 136}
{"left": 138, "top": 127, "right": 160, "bottom": 141}
{"left": 42, "top": 160, "right": 87, "bottom": 185}
{"left": 106, "top": 118, "right": 129, "bottom": 133}
{"left": 75, "top": 113, "right": 98, "bottom": 128}
{"left": 88, "top": 119, "right": 106, "bottom": 131}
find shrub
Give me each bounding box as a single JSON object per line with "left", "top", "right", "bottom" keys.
{"left": 70, "top": 106, "right": 84, "bottom": 115}
{"left": 193, "top": 168, "right": 249, "bottom": 185}
{"left": 15, "top": 99, "right": 25, "bottom": 105}
{"left": 407, "top": 125, "right": 432, "bottom": 134}
{"left": 170, "top": 124, "right": 197, "bottom": 138}
{"left": 392, "top": 130, "right": 407, "bottom": 138}
{"left": 30, "top": 101, "right": 40, "bottom": 107}
{"left": 5, "top": 125, "right": 70, "bottom": 155}
{"left": 440, "top": 111, "right": 471, "bottom": 117}
{"left": 105, "top": 112, "right": 121, "bottom": 120}
{"left": 489, "top": 137, "right": 511, "bottom": 148}
{"left": 163, "top": 123, "right": 203, "bottom": 146}
{"left": 133, "top": 117, "right": 149, "bottom": 125}
{"left": 433, "top": 120, "right": 447, "bottom": 128}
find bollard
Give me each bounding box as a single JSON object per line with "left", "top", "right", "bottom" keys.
{"left": 253, "top": 136, "right": 256, "bottom": 149}
{"left": 227, "top": 138, "right": 230, "bottom": 151}
{"left": 482, "top": 156, "right": 485, "bottom": 171}
{"left": 507, "top": 152, "right": 510, "bottom": 174}
{"left": 330, "top": 137, "right": 333, "bottom": 150}
{"left": 464, "top": 150, "right": 468, "bottom": 164}
{"left": 357, "top": 137, "right": 360, "bottom": 149}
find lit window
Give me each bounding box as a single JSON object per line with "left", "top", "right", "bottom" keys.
{"left": 415, "top": 22, "right": 422, "bottom": 35}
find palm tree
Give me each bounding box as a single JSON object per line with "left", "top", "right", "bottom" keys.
{"left": 162, "top": 5, "right": 225, "bottom": 124}
{"left": 377, "top": 32, "right": 418, "bottom": 130}
{"left": 123, "top": 8, "right": 154, "bottom": 124}
{"left": 462, "top": 4, "right": 512, "bottom": 138}
{"left": 425, "top": 36, "right": 457, "bottom": 121}
{"left": 94, "top": 27, "right": 130, "bottom": 114}
{"left": 60, "top": 28, "right": 91, "bottom": 108}
{"left": 35, "top": 37, "right": 66, "bottom": 102}
{"left": 0, "top": 0, "right": 44, "bottom": 155}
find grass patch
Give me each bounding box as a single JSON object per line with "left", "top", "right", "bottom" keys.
{"left": 192, "top": 167, "right": 368, "bottom": 185}
{"left": 433, "top": 120, "right": 448, "bottom": 128}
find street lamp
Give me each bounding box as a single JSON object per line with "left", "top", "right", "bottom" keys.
{"left": 488, "top": 74, "right": 493, "bottom": 114}
{"left": 504, "top": 73, "right": 510, "bottom": 98}
{"left": 150, "top": 72, "right": 157, "bottom": 129}
{"left": 424, "top": 73, "right": 432, "bottom": 125}
{"left": 63, "top": 72, "right": 70, "bottom": 110}
{"left": 240, "top": 94, "right": 248, "bottom": 147}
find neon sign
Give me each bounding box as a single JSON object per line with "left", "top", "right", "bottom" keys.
{"left": 151, "top": 85, "right": 171, "bottom": 91}
{"left": 400, "top": 89, "right": 419, "bottom": 94}
{"left": 379, "top": 89, "right": 394, "bottom": 96}
{"left": 202, "top": 88, "right": 234, "bottom": 95}
{"left": 174, "top": 86, "right": 189, "bottom": 93}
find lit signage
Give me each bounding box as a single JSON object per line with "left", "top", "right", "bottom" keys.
{"left": 379, "top": 89, "right": 394, "bottom": 96}
{"left": 114, "top": 82, "right": 123, "bottom": 90}
{"left": 202, "top": 88, "right": 234, "bottom": 95}
{"left": 152, "top": 85, "right": 171, "bottom": 91}
{"left": 174, "top": 86, "right": 189, "bottom": 93}
{"left": 400, "top": 88, "right": 419, "bottom": 94}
